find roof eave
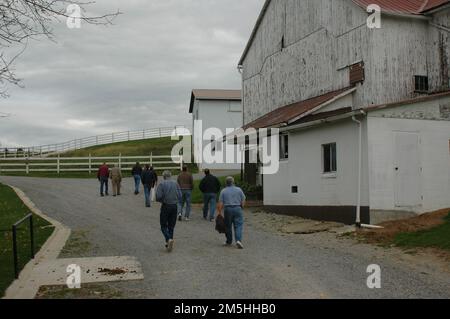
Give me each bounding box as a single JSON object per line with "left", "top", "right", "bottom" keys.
{"left": 238, "top": 0, "right": 272, "bottom": 67}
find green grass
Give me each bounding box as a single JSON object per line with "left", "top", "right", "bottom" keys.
{"left": 0, "top": 183, "right": 54, "bottom": 297}
{"left": 393, "top": 212, "right": 450, "bottom": 251}
{"left": 57, "top": 137, "right": 182, "bottom": 157}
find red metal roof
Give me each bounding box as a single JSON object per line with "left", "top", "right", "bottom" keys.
{"left": 352, "top": 0, "right": 449, "bottom": 15}
{"left": 243, "top": 87, "right": 355, "bottom": 130}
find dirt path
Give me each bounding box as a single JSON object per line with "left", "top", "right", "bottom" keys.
{"left": 1, "top": 176, "right": 449, "bottom": 299}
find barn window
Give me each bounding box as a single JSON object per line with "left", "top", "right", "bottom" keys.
{"left": 323, "top": 143, "right": 337, "bottom": 173}
{"left": 414, "top": 75, "right": 429, "bottom": 93}
{"left": 279, "top": 134, "right": 289, "bottom": 160}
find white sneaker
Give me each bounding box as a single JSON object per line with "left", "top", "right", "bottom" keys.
{"left": 167, "top": 239, "right": 174, "bottom": 252}
{"left": 184, "top": 217, "right": 190, "bottom": 221}
{"left": 236, "top": 241, "right": 244, "bottom": 249}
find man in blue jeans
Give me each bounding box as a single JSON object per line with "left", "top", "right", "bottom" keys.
{"left": 177, "top": 166, "right": 194, "bottom": 221}
{"left": 199, "top": 169, "right": 221, "bottom": 222}
{"left": 156, "top": 170, "right": 182, "bottom": 252}
{"left": 217, "top": 176, "right": 246, "bottom": 249}
{"left": 131, "top": 162, "right": 143, "bottom": 195}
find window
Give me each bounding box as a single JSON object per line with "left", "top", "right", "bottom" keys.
{"left": 291, "top": 186, "right": 298, "bottom": 194}
{"left": 323, "top": 143, "right": 337, "bottom": 173}
{"left": 279, "top": 134, "right": 289, "bottom": 160}
{"left": 414, "top": 75, "right": 429, "bottom": 93}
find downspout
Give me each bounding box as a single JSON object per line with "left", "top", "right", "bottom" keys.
{"left": 352, "top": 111, "right": 365, "bottom": 228}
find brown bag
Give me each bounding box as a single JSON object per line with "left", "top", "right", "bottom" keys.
{"left": 215, "top": 215, "right": 226, "bottom": 234}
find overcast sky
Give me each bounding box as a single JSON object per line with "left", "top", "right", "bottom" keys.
{"left": 0, "top": 0, "right": 263, "bottom": 147}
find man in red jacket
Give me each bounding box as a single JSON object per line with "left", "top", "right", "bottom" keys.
{"left": 97, "top": 162, "right": 110, "bottom": 197}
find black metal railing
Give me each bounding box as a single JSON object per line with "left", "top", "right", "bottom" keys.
{"left": 12, "top": 213, "right": 35, "bottom": 279}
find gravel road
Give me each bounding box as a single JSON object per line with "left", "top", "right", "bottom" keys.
{"left": 1, "top": 176, "right": 449, "bottom": 299}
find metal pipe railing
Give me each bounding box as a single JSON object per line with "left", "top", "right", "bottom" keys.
{"left": 12, "top": 213, "right": 35, "bottom": 279}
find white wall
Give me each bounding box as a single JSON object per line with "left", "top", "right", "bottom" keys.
{"left": 368, "top": 101, "right": 450, "bottom": 213}
{"left": 193, "top": 99, "right": 243, "bottom": 170}
{"left": 264, "top": 119, "right": 370, "bottom": 207}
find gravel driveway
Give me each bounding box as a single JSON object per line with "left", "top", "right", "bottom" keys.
{"left": 1, "top": 176, "right": 449, "bottom": 299}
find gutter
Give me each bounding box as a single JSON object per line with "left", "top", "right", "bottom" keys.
{"left": 352, "top": 111, "right": 366, "bottom": 228}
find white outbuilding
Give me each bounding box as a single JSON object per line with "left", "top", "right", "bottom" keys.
{"left": 189, "top": 89, "right": 243, "bottom": 171}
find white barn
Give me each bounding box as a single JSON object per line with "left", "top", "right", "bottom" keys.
{"left": 189, "top": 89, "right": 243, "bottom": 171}
{"left": 237, "top": 0, "right": 450, "bottom": 224}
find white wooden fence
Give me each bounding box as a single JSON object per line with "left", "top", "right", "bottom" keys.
{"left": 0, "top": 126, "right": 187, "bottom": 158}
{"left": 0, "top": 154, "right": 183, "bottom": 174}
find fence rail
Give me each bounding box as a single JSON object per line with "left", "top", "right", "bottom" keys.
{"left": 0, "top": 154, "right": 184, "bottom": 174}
{"left": 0, "top": 126, "right": 187, "bottom": 158}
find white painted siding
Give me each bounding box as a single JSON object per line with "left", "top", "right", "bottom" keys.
{"left": 264, "top": 119, "right": 370, "bottom": 208}
{"left": 192, "top": 99, "right": 243, "bottom": 170}
{"left": 241, "top": 0, "right": 450, "bottom": 125}
{"left": 367, "top": 100, "right": 450, "bottom": 214}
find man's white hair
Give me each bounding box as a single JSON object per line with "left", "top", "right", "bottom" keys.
{"left": 163, "top": 170, "right": 172, "bottom": 179}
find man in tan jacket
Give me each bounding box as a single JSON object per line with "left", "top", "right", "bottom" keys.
{"left": 109, "top": 164, "right": 122, "bottom": 197}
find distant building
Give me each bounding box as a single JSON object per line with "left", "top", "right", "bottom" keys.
{"left": 189, "top": 89, "right": 243, "bottom": 170}
{"left": 236, "top": 0, "right": 450, "bottom": 224}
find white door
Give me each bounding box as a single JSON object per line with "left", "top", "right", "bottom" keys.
{"left": 394, "top": 132, "right": 422, "bottom": 207}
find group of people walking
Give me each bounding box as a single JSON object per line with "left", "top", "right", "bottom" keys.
{"left": 96, "top": 163, "right": 246, "bottom": 252}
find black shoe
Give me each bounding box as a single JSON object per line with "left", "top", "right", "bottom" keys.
{"left": 178, "top": 214, "right": 182, "bottom": 221}
{"left": 105, "top": 193, "right": 109, "bottom": 196}
{"left": 101, "top": 194, "right": 104, "bottom": 197}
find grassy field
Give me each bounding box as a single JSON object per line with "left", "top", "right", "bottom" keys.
{"left": 393, "top": 213, "right": 450, "bottom": 251}
{"left": 57, "top": 137, "right": 182, "bottom": 157}
{"left": 0, "top": 183, "right": 54, "bottom": 297}
{"left": 0, "top": 137, "right": 198, "bottom": 178}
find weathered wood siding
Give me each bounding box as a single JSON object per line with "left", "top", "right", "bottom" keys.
{"left": 241, "top": 0, "right": 450, "bottom": 125}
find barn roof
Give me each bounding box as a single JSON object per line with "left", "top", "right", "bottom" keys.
{"left": 238, "top": 0, "right": 450, "bottom": 66}
{"left": 242, "top": 87, "right": 355, "bottom": 130}
{"left": 189, "top": 89, "right": 241, "bottom": 113}
{"left": 352, "top": 0, "right": 450, "bottom": 15}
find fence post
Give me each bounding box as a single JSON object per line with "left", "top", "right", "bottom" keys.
{"left": 150, "top": 152, "right": 153, "bottom": 167}
{"left": 57, "top": 154, "right": 60, "bottom": 174}
{"left": 89, "top": 153, "right": 92, "bottom": 174}
{"left": 180, "top": 156, "right": 183, "bottom": 171}
{"left": 119, "top": 153, "right": 122, "bottom": 169}
{"left": 26, "top": 159, "right": 29, "bottom": 175}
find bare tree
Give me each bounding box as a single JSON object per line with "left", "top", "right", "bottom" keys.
{"left": 0, "top": 0, "right": 121, "bottom": 97}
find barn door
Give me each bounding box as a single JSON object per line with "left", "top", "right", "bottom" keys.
{"left": 394, "top": 132, "right": 422, "bottom": 207}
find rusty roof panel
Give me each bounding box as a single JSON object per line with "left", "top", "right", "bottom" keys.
{"left": 243, "top": 87, "right": 354, "bottom": 129}
{"left": 352, "top": 0, "right": 449, "bottom": 14}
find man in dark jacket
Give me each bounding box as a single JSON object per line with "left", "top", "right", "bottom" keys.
{"left": 199, "top": 169, "right": 221, "bottom": 221}
{"left": 141, "top": 165, "right": 158, "bottom": 207}
{"left": 97, "top": 162, "right": 110, "bottom": 197}
{"left": 131, "top": 162, "right": 143, "bottom": 195}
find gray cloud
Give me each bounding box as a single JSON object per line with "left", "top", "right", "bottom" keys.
{"left": 0, "top": 0, "right": 263, "bottom": 147}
